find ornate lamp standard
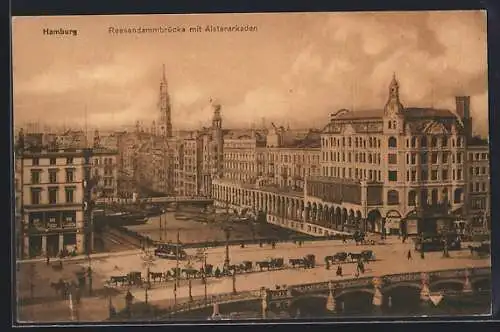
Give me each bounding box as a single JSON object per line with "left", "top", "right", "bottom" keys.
{"left": 223, "top": 226, "right": 232, "bottom": 270}
{"left": 141, "top": 249, "right": 155, "bottom": 304}
{"left": 86, "top": 254, "right": 93, "bottom": 296}
{"left": 232, "top": 269, "right": 237, "bottom": 295}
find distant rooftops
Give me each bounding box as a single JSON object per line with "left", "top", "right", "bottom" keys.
{"left": 330, "top": 107, "right": 457, "bottom": 121}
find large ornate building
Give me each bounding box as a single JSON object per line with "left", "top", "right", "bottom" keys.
{"left": 306, "top": 75, "right": 469, "bottom": 235}
{"left": 212, "top": 75, "right": 487, "bottom": 236}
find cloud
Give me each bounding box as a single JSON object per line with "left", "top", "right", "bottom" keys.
{"left": 12, "top": 12, "right": 488, "bottom": 136}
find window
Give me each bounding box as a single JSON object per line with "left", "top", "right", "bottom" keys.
{"left": 388, "top": 137, "right": 397, "bottom": 148}
{"left": 442, "top": 169, "right": 449, "bottom": 181}
{"left": 441, "top": 137, "right": 448, "bottom": 147}
{"left": 408, "top": 191, "right": 417, "bottom": 206}
{"left": 475, "top": 183, "right": 480, "bottom": 192}
{"left": 454, "top": 188, "right": 463, "bottom": 203}
{"left": 48, "top": 187, "right": 58, "bottom": 204}
{"left": 50, "top": 158, "right": 57, "bottom": 165}
{"left": 442, "top": 153, "right": 448, "bottom": 164}
{"left": 31, "top": 170, "right": 40, "bottom": 184}
{"left": 387, "top": 190, "right": 399, "bottom": 205}
{"left": 411, "top": 170, "right": 416, "bottom": 182}
{"left": 421, "top": 152, "right": 428, "bottom": 164}
{"left": 32, "top": 158, "right": 39, "bottom": 166}
{"left": 457, "top": 153, "right": 462, "bottom": 163}
{"left": 481, "top": 167, "right": 486, "bottom": 175}
{"left": 388, "top": 154, "right": 397, "bottom": 164}
{"left": 431, "top": 153, "right": 438, "bottom": 164}
{"left": 30, "top": 188, "right": 41, "bottom": 205}
{"left": 431, "top": 137, "right": 438, "bottom": 148}
{"left": 65, "top": 187, "right": 75, "bottom": 203}
{"left": 411, "top": 153, "right": 416, "bottom": 164}
{"left": 49, "top": 169, "right": 57, "bottom": 183}
{"left": 388, "top": 171, "right": 398, "bottom": 182}
{"left": 421, "top": 136, "right": 427, "bottom": 148}
{"left": 482, "top": 182, "right": 486, "bottom": 192}
{"left": 66, "top": 157, "right": 73, "bottom": 164}
{"left": 457, "top": 169, "right": 462, "bottom": 180}
{"left": 411, "top": 137, "right": 417, "bottom": 148}
{"left": 421, "top": 169, "right": 428, "bottom": 181}
{"left": 431, "top": 170, "right": 438, "bottom": 181}
{"left": 66, "top": 169, "right": 75, "bottom": 183}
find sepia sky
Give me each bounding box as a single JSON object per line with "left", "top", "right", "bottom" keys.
{"left": 12, "top": 11, "right": 488, "bottom": 135}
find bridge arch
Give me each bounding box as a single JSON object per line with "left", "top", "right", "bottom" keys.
{"left": 429, "top": 279, "right": 465, "bottom": 292}
{"left": 472, "top": 276, "right": 491, "bottom": 292}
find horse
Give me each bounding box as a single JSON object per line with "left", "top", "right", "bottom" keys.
{"left": 256, "top": 261, "right": 271, "bottom": 271}
{"left": 289, "top": 258, "right": 305, "bottom": 268}
{"left": 149, "top": 271, "right": 163, "bottom": 283}
{"left": 109, "top": 275, "right": 128, "bottom": 286}
{"left": 349, "top": 253, "right": 363, "bottom": 262}
{"left": 326, "top": 252, "right": 348, "bottom": 263}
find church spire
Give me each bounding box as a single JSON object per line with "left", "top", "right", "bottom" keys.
{"left": 159, "top": 64, "right": 172, "bottom": 138}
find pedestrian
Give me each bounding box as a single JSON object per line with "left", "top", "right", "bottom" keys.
{"left": 46, "top": 255, "right": 50, "bottom": 266}
{"left": 407, "top": 250, "right": 412, "bottom": 260}
{"left": 336, "top": 265, "right": 343, "bottom": 277}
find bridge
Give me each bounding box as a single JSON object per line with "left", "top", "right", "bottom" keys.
{"left": 95, "top": 196, "right": 213, "bottom": 206}
{"left": 161, "top": 267, "right": 490, "bottom": 317}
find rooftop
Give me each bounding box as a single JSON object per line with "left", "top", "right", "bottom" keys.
{"left": 330, "top": 107, "right": 458, "bottom": 121}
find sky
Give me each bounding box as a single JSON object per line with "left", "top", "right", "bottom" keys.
{"left": 12, "top": 11, "right": 489, "bottom": 136}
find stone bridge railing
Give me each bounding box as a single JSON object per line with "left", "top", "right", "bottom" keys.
{"left": 165, "top": 289, "right": 263, "bottom": 314}
{"left": 164, "top": 267, "right": 490, "bottom": 314}
{"left": 95, "top": 196, "right": 213, "bottom": 205}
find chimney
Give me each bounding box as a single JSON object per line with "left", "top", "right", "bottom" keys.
{"left": 455, "top": 96, "right": 470, "bottom": 120}
{"left": 456, "top": 96, "right": 472, "bottom": 141}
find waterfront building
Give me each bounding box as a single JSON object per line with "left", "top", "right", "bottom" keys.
{"left": 212, "top": 75, "right": 486, "bottom": 237}
{"left": 306, "top": 76, "right": 470, "bottom": 235}
{"left": 466, "top": 137, "right": 490, "bottom": 228}
{"left": 16, "top": 143, "right": 89, "bottom": 258}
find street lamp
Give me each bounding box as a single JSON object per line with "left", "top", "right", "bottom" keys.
{"left": 442, "top": 233, "right": 450, "bottom": 258}
{"left": 232, "top": 270, "right": 237, "bottom": 295}
{"left": 223, "top": 226, "right": 232, "bottom": 270}
{"left": 141, "top": 250, "right": 155, "bottom": 304}
{"left": 87, "top": 254, "right": 93, "bottom": 296}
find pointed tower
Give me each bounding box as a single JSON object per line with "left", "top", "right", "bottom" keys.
{"left": 93, "top": 129, "right": 100, "bottom": 148}
{"left": 384, "top": 73, "right": 404, "bottom": 116}
{"left": 159, "top": 64, "right": 173, "bottom": 138}
{"left": 211, "top": 100, "right": 224, "bottom": 178}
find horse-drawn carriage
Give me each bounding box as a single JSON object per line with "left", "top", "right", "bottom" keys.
{"left": 325, "top": 252, "right": 349, "bottom": 264}
{"left": 468, "top": 241, "right": 490, "bottom": 257}
{"left": 256, "top": 257, "right": 284, "bottom": 271}
{"left": 325, "top": 250, "right": 375, "bottom": 264}
{"left": 289, "top": 254, "right": 316, "bottom": 269}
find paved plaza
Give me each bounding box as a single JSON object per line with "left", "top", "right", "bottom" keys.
{"left": 16, "top": 237, "right": 490, "bottom": 322}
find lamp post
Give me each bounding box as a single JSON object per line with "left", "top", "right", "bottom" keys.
{"left": 223, "top": 226, "right": 232, "bottom": 270}
{"left": 159, "top": 213, "right": 163, "bottom": 242}
{"left": 232, "top": 270, "right": 237, "bottom": 295}
{"left": 141, "top": 250, "right": 155, "bottom": 304}
{"left": 442, "top": 231, "right": 450, "bottom": 258}
{"left": 87, "top": 254, "right": 93, "bottom": 296}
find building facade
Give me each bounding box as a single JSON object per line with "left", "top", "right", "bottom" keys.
{"left": 307, "top": 76, "right": 468, "bottom": 235}
{"left": 212, "top": 76, "right": 487, "bottom": 236}
{"left": 17, "top": 146, "right": 88, "bottom": 258}
{"left": 466, "top": 138, "right": 490, "bottom": 227}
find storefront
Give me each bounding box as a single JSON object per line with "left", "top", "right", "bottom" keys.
{"left": 385, "top": 210, "right": 402, "bottom": 235}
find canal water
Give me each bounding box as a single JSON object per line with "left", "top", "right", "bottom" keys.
{"left": 126, "top": 211, "right": 306, "bottom": 244}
